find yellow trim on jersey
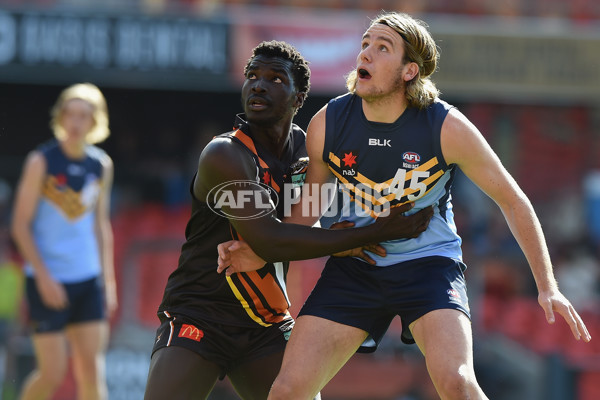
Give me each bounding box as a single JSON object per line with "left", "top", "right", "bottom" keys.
{"left": 331, "top": 152, "right": 440, "bottom": 183}
{"left": 328, "top": 152, "right": 446, "bottom": 218}
{"left": 43, "top": 176, "right": 87, "bottom": 220}
{"left": 331, "top": 169, "right": 383, "bottom": 206}
{"left": 380, "top": 157, "right": 440, "bottom": 185}
{"left": 225, "top": 275, "right": 271, "bottom": 327}
{"left": 329, "top": 153, "right": 444, "bottom": 203}
{"left": 329, "top": 152, "right": 341, "bottom": 168}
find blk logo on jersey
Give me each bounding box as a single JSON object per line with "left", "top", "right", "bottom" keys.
{"left": 178, "top": 324, "right": 204, "bottom": 342}
{"left": 402, "top": 151, "right": 421, "bottom": 169}
{"left": 368, "top": 138, "right": 391, "bottom": 147}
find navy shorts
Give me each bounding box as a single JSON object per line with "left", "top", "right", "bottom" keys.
{"left": 25, "top": 276, "right": 105, "bottom": 333}
{"left": 151, "top": 311, "right": 294, "bottom": 380}
{"left": 298, "top": 255, "right": 470, "bottom": 352}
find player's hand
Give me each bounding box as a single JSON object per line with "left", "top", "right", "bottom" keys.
{"left": 329, "top": 220, "right": 386, "bottom": 265}
{"left": 217, "top": 240, "right": 267, "bottom": 276}
{"left": 374, "top": 203, "right": 433, "bottom": 240}
{"left": 538, "top": 289, "right": 591, "bottom": 342}
{"left": 35, "top": 271, "right": 69, "bottom": 310}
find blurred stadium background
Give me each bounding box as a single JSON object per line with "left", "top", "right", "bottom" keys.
{"left": 1, "top": 0, "right": 600, "bottom": 399}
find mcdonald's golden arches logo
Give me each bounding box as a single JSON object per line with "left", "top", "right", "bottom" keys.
{"left": 178, "top": 324, "right": 204, "bottom": 342}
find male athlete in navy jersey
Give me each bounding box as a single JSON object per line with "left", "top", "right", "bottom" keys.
{"left": 143, "top": 40, "right": 432, "bottom": 400}
{"left": 218, "top": 13, "right": 591, "bottom": 400}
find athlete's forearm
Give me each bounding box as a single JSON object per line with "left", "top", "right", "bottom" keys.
{"left": 282, "top": 202, "right": 322, "bottom": 227}
{"left": 239, "top": 221, "right": 381, "bottom": 263}
{"left": 96, "top": 220, "right": 116, "bottom": 288}
{"left": 497, "top": 194, "right": 558, "bottom": 293}
{"left": 234, "top": 202, "right": 429, "bottom": 263}
{"left": 10, "top": 223, "right": 49, "bottom": 277}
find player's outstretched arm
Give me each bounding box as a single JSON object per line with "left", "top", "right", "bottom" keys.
{"left": 214, "top": 105, "right": 433, "bottom": 273}
{"left": 216, "top": 220, "right": 388, "bottom": 275}
{"left": 441, "top": 107, "right": 591, "bottom": 343}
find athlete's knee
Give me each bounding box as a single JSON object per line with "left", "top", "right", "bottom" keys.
{"left": 268, "top": 379, "right": 293, "bottom": 400}
{"left": 73, "top": 354, "right": 104, "bottom": 384}
{"left": 36, "top": 365, "right": 68, "bottom": 391}
{"left": 268, "top": 376, "right": 315, "bottom": 400}
{"left": 433, "top": 365, "right": 483, "bottom": 400}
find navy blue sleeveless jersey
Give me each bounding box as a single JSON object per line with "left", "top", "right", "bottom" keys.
{"left": 24, "top": 139, "right": 105, "bottom": 283}
{"left": 323, "top": 93, "right": 462, "bottom": 266}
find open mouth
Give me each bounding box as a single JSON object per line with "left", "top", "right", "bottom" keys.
{"left": 358, "top": 68, "right": 371, "bottom": 79}
{"left": 248, "top": 96, "right": 268, "bottom": 109}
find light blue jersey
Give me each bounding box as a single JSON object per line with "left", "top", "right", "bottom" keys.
{"left": 323, "top": 93, "right": 462, "bottom": 266}
{"left": 25, "top": 140, "right": 106, "bottom": 283}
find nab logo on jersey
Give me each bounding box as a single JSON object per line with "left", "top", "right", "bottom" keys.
{"left": 341, "top": 151, "right": 358, "bottom": 176}
{"left": 402, "top": 152, "right": 421, "bottom": 163}
{"left": 368, "top": 138, "right": 391, "bottom": 147}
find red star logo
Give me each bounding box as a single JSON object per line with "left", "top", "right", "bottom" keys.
{"left": 56, "top": 173, "right": 67, "bottom": 186}
{"left": 262, "top": 170, "right": 271, "bottom": 184}
{"left": 342, "top": 152, "right": 357, "bottom": 168}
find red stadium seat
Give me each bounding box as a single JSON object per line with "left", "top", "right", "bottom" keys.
{"left": 136, "top": 250, "right": 181, "bottom": 327}
{"left": 577, "top": 371, "right": 600, "bottom": 400}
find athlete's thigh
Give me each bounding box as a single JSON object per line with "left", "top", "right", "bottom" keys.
{"left": 31, "top": 332, "right": 69, "bottom": 377}
{"left": 228, "top": 350, "right": 284, "bottom": 400}
{"left": 144, "top": 346, "right": 221, "bottom": 400}
{"left": 277, "top": 315, "right": 368, "bottom": 397}
{"left": 409, "top": 309, "right": 475, "bottom": 380}
{"left": 65, "top": 320, "right": 109, "bottom": 361}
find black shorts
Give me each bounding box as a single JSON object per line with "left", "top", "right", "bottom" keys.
{"left": 298, "top": 255, "right": 470, "bottom": 352}
{"left": 151, "top": 311, "right": 294, "bottom": 380}
{"left": 25, "top": 276, "right": 105, "bottom": 333}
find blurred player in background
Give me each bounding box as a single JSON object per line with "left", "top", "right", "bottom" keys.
{"left": 11, "top": 83, "right": 117, "bottom": 400}
{"left": 143, "top": 40, "right": 432, "bottom": 400}
{"left": 218, "top": 12, "right": 592, "bottom": 400}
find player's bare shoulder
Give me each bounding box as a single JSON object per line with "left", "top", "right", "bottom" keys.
{"left": 305, "top": 104, "right": 328, "bottom": 152}
{"left": 309, "top": 104, "right": 328, "bottom": 129}
{"left": 441, "top": 107, "right": 484, "bottom": 166}
{"left": 194, "top": 134, "right": 257, "bottom": 200}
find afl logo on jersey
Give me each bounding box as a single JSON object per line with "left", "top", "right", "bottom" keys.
{"left": 207, "top": 180, "right": 278, "bottom": 220}
{"left": 402, "top": 152, "right": 421, "bottom": 164}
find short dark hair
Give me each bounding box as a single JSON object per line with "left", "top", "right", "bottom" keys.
{"left": 245, "top": 40, "right": 311, "bottom": 95}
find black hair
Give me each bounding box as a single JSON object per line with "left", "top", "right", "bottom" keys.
{"left": 245, "top": 40, "right": 311, "bottom": 95}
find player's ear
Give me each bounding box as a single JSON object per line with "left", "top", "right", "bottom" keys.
{"left": 294, "top": 92, "right": 306, "bottom": 109}
{"left": 403, "top": 62, "right": 419, "bottom": 82}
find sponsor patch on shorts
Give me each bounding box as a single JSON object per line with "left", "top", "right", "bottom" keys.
{"left": 178, "top": 324, "right": 204, "bottom": 342}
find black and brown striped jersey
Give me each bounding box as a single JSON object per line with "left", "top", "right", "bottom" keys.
{"left": 157, "top": 114, "right": 307, "bottom": 328}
